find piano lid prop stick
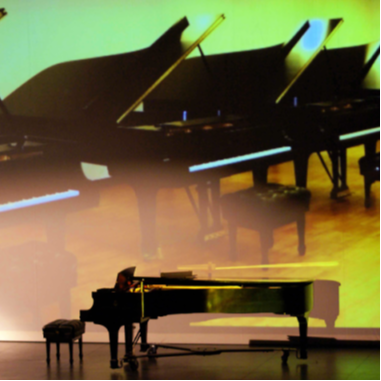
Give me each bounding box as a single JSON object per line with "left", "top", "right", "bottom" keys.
{"left": 141, "top": 280, "right": 145, "bottom": 320}
{"left": 117, "top": 14, "right": 225, "bottom": 124}
{"left": 177, "top": 261, "right": 339, "bottom": 272}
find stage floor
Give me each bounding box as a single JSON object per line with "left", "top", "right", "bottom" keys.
{"left": 0, "top": 341, "right": 379, "bottom": 380}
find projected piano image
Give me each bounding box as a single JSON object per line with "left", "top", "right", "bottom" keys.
{"left": 0, "top": 15, "right": 228, "bottom": 256}
{"left": 1, "top": 14, "right": 378, "bottom": 262}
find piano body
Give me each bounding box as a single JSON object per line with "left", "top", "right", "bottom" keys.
{"left": 80, "top": 270, "right": 314, "bottom": 369}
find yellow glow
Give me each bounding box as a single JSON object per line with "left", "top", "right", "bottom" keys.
{"left": 363, "top": 41, "right": 380, "bottom": 88}
{"left": 190, "top": 317, "right": 326, "bottom": 328}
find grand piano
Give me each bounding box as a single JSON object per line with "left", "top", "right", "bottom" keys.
{"left": 1, "top": 13, "right": 379, "bottom": 260}
{"left": 80, "top": 267, "right": 314, "bottom": 369}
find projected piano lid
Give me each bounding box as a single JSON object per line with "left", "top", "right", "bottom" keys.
{"left": 116, "top": 14, "right": 225, "bottom": 124}
{"left": 0, "top": 8, "right": 6, "bottom": 20}
{"left": 276, "top": 18, "right": 344, "bottom": 104}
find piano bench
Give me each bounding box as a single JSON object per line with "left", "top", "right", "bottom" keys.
{"left": 221, "top": 183, "right": 311, "bottom": 264}
{"left": 359, "top": 152, "right": 380, "bottom": 208}
{"left": 42, "top": 319, "right": 85, "bottom": 365}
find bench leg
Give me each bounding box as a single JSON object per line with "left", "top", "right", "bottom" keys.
{"left": 69, "top": 340, "right": 73, "bottom": 365}
{"left": 297, "top": 215, "right": 306, "bottom": 256}
{"left": 46, "top": 341, "right": 51, "bottom": 364}
{"left": 364, "top": 177, "right": 372, "bottom": 208}
{"left": 227, "top": 222, "right": 238, "bottom": 261}
{"left": 56, "top": 342, "right": 60, "bottom": 360}
{"left": 79, "top": 337, "right": 83, "bottom": 360}
{"left": 297, "top": 315, "right": 309, "bottom": 359}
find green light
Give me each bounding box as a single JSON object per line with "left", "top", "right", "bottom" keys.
{"left": 363, "top": 41, "right": 380, "bottom": 89}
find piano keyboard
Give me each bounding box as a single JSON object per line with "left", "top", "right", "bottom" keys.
{"left": 339, "top": 127, "right": 380, "bottom": 141}
{"left": 0, "top": 189, "right": 80, "bottom": 213}
{"left": 188, "top": 146, "right": 292, "bottom": 173}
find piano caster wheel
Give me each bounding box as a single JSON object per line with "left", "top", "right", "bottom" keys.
{"left": 128, "top": 357, "right": 139, "bottom": 371}
{"left": 148, "top": 345, "right": 157, "bottom": 356}
{"left": 281, "top": 350, "right": 290, "bottom": 364}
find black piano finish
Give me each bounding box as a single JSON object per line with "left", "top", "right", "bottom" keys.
{"left": 80, "top": 277, "right": 314, "bottom": 368}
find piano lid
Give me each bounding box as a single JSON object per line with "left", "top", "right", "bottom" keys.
{"left": 117, "top": 14, "right": 225, "bottom": 124}
{"left": 276, "top": 18, "right": 344, "bottom": 104}
{"left": 0, "top": 9, "right": 9, "bottom": 116}
{"left": 4, "top": 15, "right": 224, "bottom": 125}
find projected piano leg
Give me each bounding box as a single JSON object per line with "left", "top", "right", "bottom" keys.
{"left": 297, "top": 314, "right": 309, "bottom": 359}
{"left": 44, "top": 211, "right": 66, "bottom": 252}
{"left": 339, "top": 149, "right": 348, "bottom": 191}
{"left": 196, "top": 180, "right": 223, "bottom": 242}
{"left": 330, "top": 150, "right": 343, "bottom": 199}
{"left": 252, "top": 165, "right": 268, "bottom": 186}
{"left": 132, "top": 185, "right": 159, "bottom": 260}
{"left": 293, "top": 153, "right": 310, "bottom": 188}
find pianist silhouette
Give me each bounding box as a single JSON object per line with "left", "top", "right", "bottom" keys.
{"left": 114, "top": 267, "right": 137, "bottom": 292}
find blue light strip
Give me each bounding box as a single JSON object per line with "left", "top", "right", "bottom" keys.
{"left": 0, "top": 189, "right": 80, "bottom": 213}
{"left": 188, "top": 146, "right": 292, "bottom": 173}
{"left": 339, "top": 127, "right": 380, "bottom": 141}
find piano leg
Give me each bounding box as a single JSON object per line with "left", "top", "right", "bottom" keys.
{"left": 297, "top": 314, "right": 309, "bottom": 359}
{"left": 131, "top": 185, "right": 159, "bottom": 260}
{"left": 105, "top": 323, "right": 123, "bottom": 369}
{"left": 252, "top": 165, "right": 268, "bottom": 186}
{"left": 140, "top": 320, "right": 149, "bottom": 352}
{"left": 124, "top": 322, "right": 134, "bottom": 358}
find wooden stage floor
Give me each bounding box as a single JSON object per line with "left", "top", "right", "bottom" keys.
{"left": 0, "top": 341, "right": 379, "bottom": 380}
